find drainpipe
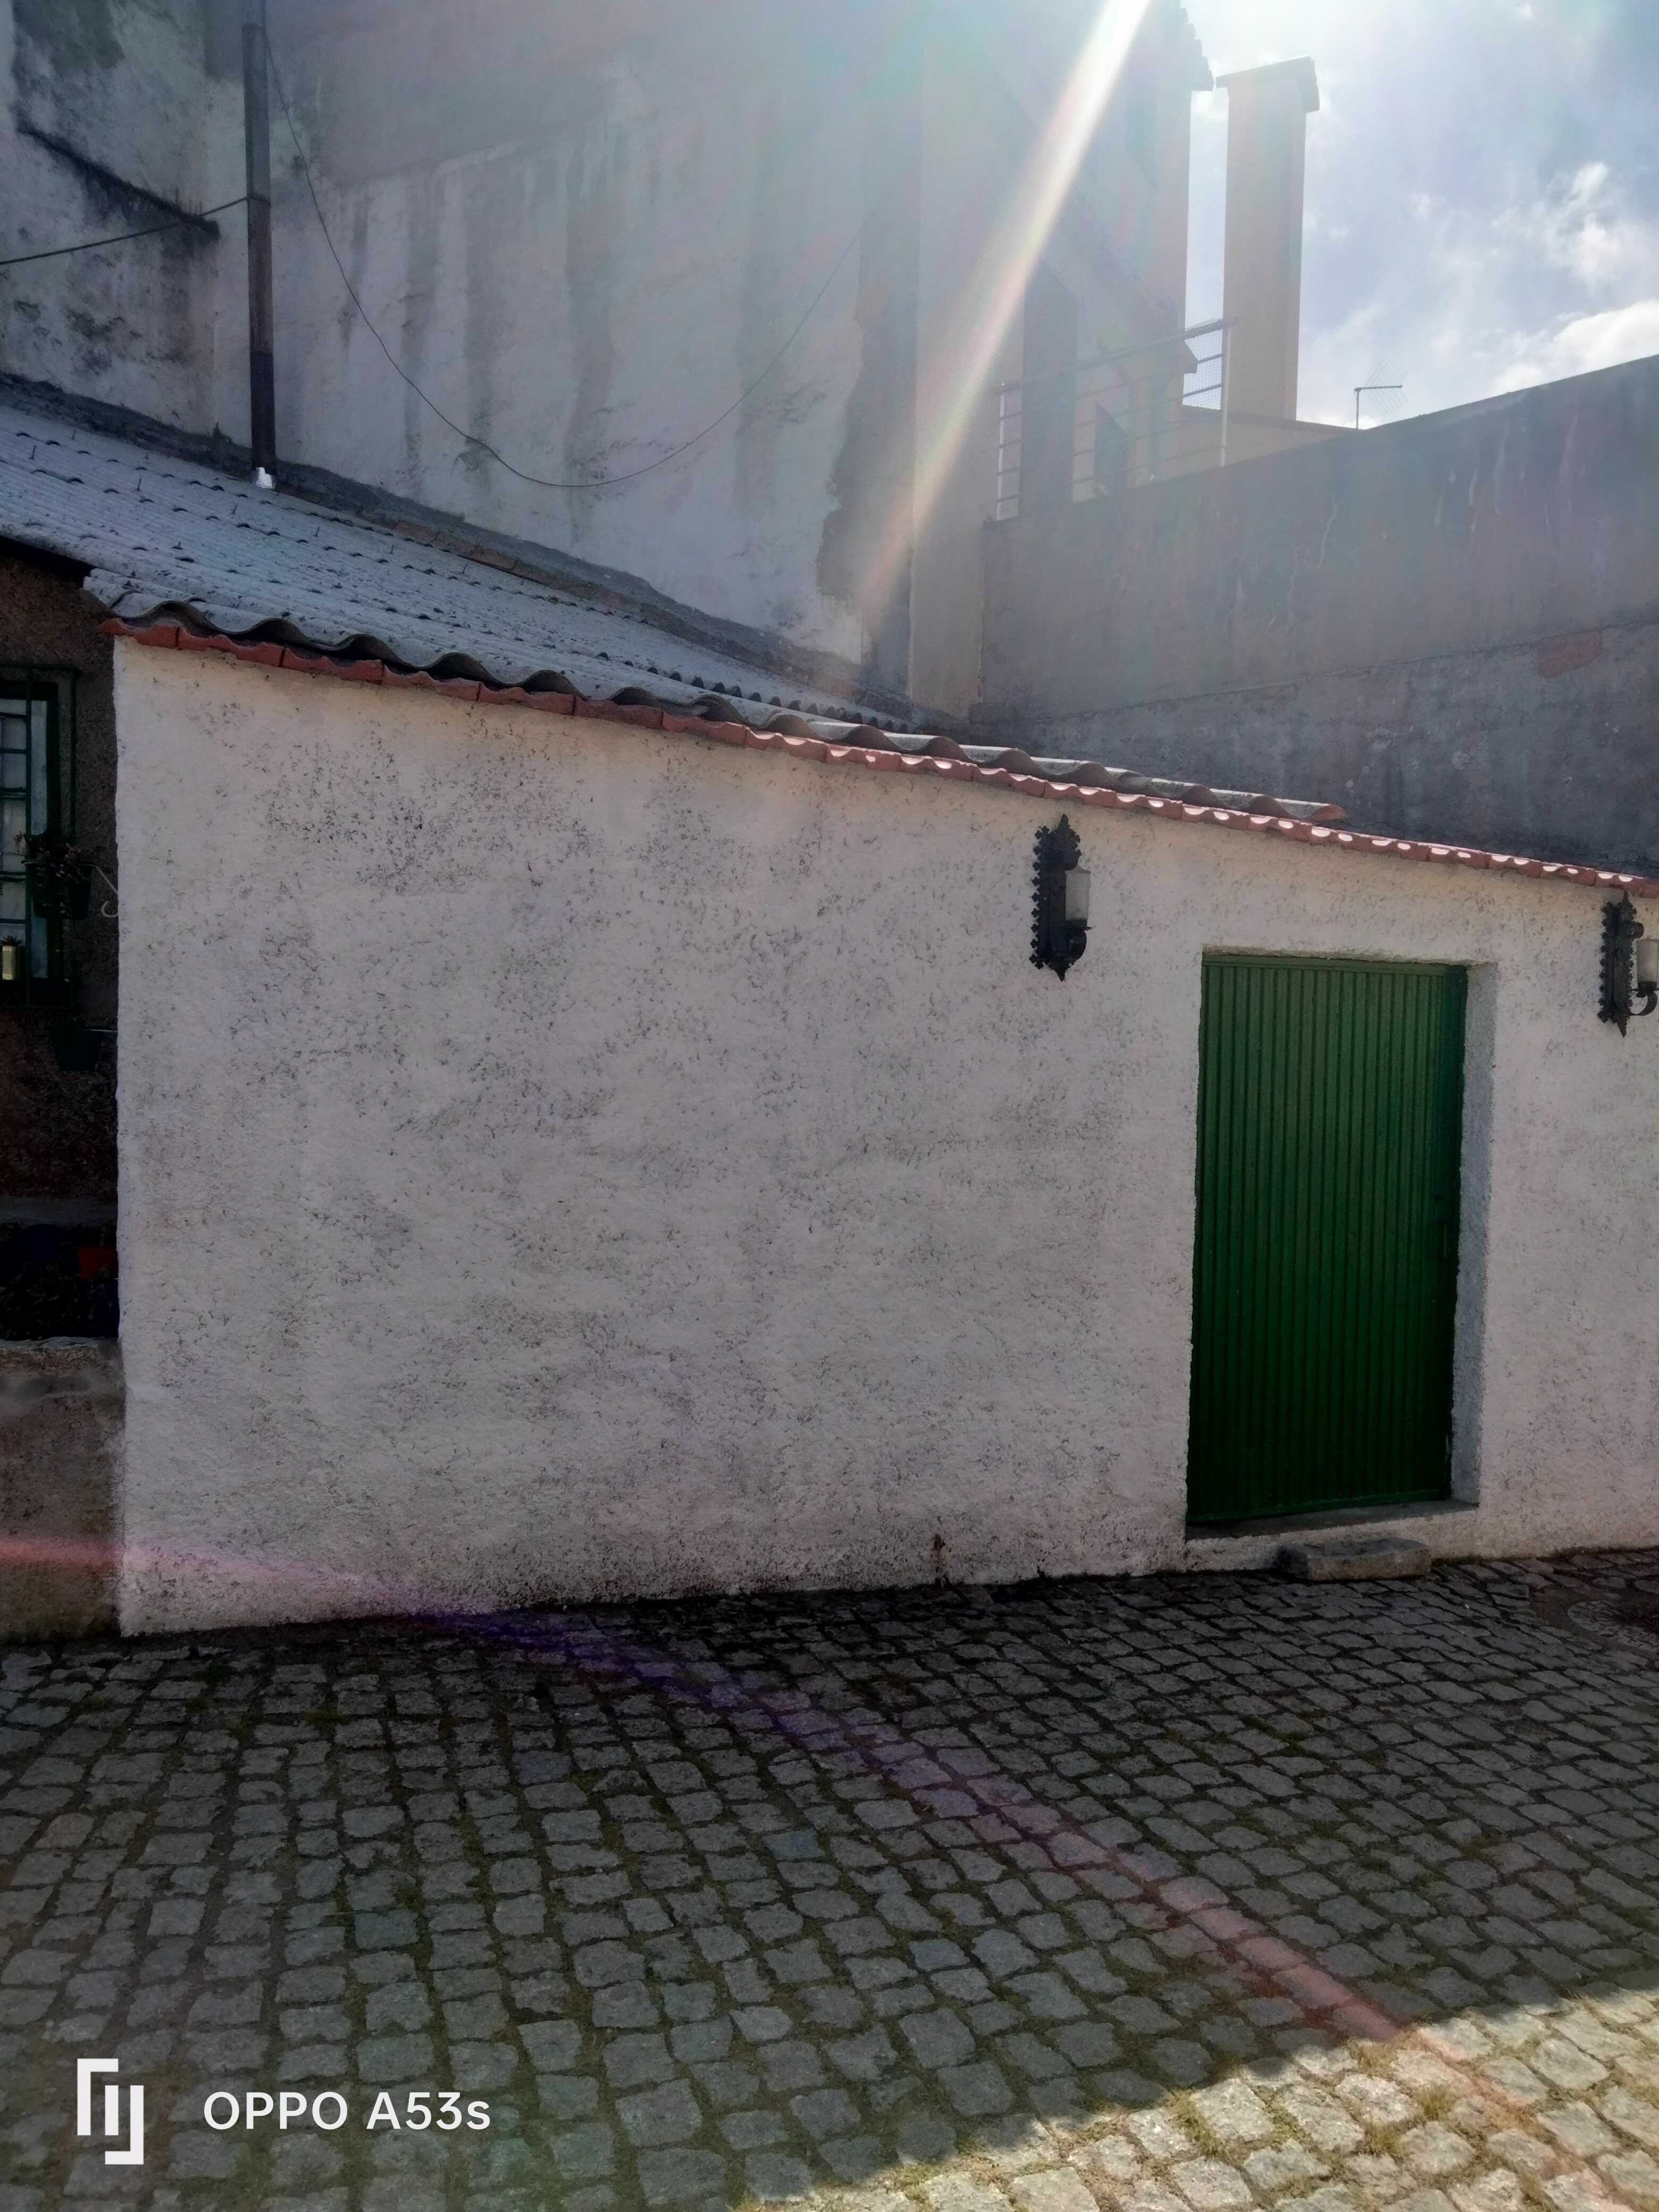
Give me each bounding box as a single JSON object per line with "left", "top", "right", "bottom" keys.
{"left": 242, "top": 0, "right": 276, "bottom": 480}
{"left": 1216, "top": 57, "right": 1319, "bottom": 425}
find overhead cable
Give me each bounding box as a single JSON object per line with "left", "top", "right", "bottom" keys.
{"left": 0, "top": 198, "right": 247, "bottom": 271}
{"left": 263, "top": 32, "right": 862, "bottom": 494}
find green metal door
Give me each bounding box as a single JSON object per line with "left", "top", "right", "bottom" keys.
{"left": 1187, "top": 955, "right": 1467, "bottom": 1524}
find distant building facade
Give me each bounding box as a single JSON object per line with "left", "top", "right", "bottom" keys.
{"left": 980, "top": 351, "right": 1659, "bottom": 874}
{"left": 3, "top": 0, "right": 1224, "bottom": 713}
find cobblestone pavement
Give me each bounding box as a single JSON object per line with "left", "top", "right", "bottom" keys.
{"left": 3, "top": 1554, "right": 1659, "bottom": 2212}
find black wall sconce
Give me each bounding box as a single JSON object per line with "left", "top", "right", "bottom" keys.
{"left": 1599, "top": 893, "right": 1659, "bottom": 1034}
{"left": 1031, "top": 815, "right": 1091, "bottom": 979}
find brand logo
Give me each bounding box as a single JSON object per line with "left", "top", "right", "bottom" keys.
{"left": 77, "top": 2059, "right": 144, "bottom": 2167}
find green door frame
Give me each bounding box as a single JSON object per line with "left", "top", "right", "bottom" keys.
{"left": 1187, "top": 953, "right": 1468, "bottom": 1525}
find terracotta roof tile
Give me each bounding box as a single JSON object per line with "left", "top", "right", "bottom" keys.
{"left": 18, "top": 385, "right": 1655, "bottom": 897}
{"left": 102, "top": 618, "right": 1659, "bottom": 901}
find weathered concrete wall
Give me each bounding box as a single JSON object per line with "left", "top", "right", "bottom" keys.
{"left": 269, "top": 3, "right": 882, "bottom": 664}
{"left": 982, "top": 354, "right": 1659, "bottom": 866}
{"left": 267, "top": 0, "right": 1194, "bottom": 703}
{"left": 0, "top": 0, "right": 245, "bottom": 433}
{"left": 908, "top": 2, "right": 1202, "bottom": 717}
{"left": 987, "top": 616, "right": 1659, "bottom": 878}
{"left": 4, "top": 0, "right": 1205, "bottom": 713}
{"left": 1171, "top": 405, "right": 1350, "bottom": 479}
{"left": 0, "top": 544, "right": 118, "bottom": 1199}
{"left": 906, "top": 47, "right": 1030, "bottom": 722}
{"left": 0, "top": 1337, "right": 120, "bottom": 1638}
{"left": 113, "top": 642, "right": 1659, "bottom": 1632}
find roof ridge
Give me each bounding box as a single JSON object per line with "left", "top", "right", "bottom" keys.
{"left": 103, "top": 618, "right": 1659, "bottom": 900}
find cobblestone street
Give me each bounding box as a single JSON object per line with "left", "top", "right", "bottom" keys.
{"left": 3, "top": 1555, "right": 1658, "bottom": 2212}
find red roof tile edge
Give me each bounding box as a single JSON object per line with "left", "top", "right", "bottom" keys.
{"left": 103, "top": 620, "right": 1659, "bottom": 900}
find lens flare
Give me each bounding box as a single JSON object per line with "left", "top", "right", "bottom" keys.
{"left": 865, "top": 0, "right": 1157, "bottom": 635}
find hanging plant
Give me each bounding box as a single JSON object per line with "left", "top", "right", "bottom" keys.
{"left": 17, "top": 832, "right": 94, "bottom": 921}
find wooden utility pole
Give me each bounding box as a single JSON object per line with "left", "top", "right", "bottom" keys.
{"left": 242, "top": 0, "right": 276, "bottom": 478}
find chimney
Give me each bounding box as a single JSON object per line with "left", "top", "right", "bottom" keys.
{"left": 1217, "top": 57, "right": 1319, "bottom": 424}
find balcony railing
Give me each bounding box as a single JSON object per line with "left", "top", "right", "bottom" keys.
{"left": 993, "top": 320, "right": 1231, "bottom": 523}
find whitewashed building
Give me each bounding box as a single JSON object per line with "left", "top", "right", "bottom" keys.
{"left": 3, "top": 392, "right": 1657, "bottom": 1638}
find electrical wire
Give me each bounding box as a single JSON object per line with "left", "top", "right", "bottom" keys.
{"left": 4, "top": 200, "right": 247, "bottom": 271}
{"left": 263, "top": 32, "right": 863, "bottom": 494}
{"left": 0, "top": 198, "right": 248, "bottom": 271}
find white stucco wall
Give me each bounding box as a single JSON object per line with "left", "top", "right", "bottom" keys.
{"left": 114, "top": 643, "right": 1659, "bottom": 1632}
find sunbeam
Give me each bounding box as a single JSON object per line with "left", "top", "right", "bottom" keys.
{"left": 865, "top": 0, "right": 1158, "bottom": 632}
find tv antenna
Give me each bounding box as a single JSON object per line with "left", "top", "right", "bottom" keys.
{"left": 1354, "top": 382, "right": 1404, "bottom": 430}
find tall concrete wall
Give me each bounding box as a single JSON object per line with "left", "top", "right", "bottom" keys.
{"left": 112, "top": 641, "right": 1659, "bottom": 1634}
{"left": 3, "top": 0, "right": 1205, "bottom": 711}
{"left": 0, "top": 0, "right": 245, "bottom": 432}
{"left": 981, "top": 354, "right": 1659, "bottom": 869}
{"left": 263, "top": 0, "right": 1201, "bottom": 708}
{"left": 267, "top": 1, "right": 891, "bottom": 672}
{"left": 909, "top": 2, "right": 1203, "bottom": 714}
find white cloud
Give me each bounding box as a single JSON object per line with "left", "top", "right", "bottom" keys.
{"left": 1184, "top": 0, "right": 1659, "bottom": 423}
{"left": 1493, "top": 299, "right": 1659, "bottom": 391}
{"left": 1506, "top": 163, "right": 1659, "bottom": 293}
{"left": 1294, "top": 158, "right": 1659, "bottom": 418}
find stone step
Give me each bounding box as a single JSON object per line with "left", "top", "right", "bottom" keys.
{"left": 1276, "top": 1533, "right": 1433, "bottom": 1582}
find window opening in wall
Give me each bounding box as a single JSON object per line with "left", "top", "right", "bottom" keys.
{"left": 0, "top": 669, "right": 77, "bottom": 999}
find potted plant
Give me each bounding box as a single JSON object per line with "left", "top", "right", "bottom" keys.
{"left": 18, "top": 832, "right": 94, "bottom": 920}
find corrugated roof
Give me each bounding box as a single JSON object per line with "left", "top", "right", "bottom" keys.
{"left": 0, "top": 390, "right": 1348, "bottom": 824}
{"left": 12, "top": 385, "right": 1658, "bottom": 895}
{"left": 0, "top": 396, "right": 879, "bottom": 723}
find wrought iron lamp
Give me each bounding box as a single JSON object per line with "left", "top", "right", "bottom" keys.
{"left": 1031, "top": 815, "right": 1091, "bottom": 979}
{"left": 1599, "top": 893, "right": 1659, "bottom": 1034}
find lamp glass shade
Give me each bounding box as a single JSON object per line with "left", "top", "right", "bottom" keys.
{"left": 0, "top": 940, "right": 18, "bottom": 985}
{"left": 1637, "top": 934, "right": 1659, "bottom": 990}
{"left": 1064, "top": 867, "right": 1091, "bottom": 925}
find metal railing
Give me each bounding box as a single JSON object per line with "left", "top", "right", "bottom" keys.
{"left": 994, "top": 319, "right": 1231, "bottom": 522}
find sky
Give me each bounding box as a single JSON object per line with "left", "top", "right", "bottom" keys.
{"left": 1179, "top": 0, "right": 1659, "bottom": 426}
